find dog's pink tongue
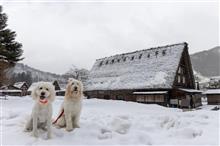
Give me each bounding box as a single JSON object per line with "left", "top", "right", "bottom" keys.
{"left": 39, "top": 99, "right": 48, "bottom": 104}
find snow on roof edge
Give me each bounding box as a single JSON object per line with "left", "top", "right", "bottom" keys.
{"left": 96, "top": 42, "right": 187, "bottom": 61}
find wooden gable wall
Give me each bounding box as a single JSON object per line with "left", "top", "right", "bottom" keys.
{"left": 173, "top": 45, "right": 195, "bottom": 89}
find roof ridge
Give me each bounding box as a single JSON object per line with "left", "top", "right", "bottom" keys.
{"left": 96, "top": 42, "right": 187, "bottom": 61}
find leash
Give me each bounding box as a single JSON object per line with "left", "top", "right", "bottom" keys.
{"left": 53, "top": 109, "right": 64, "bottom": 125}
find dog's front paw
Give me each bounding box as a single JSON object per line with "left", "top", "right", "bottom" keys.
{"left": 24, "top": 128, "right": 31, "bottom": 132}
{"left": 54, "top": 125, "right": 62, "bottom": 129}
{"left": 32, "top": 131, "right": 38, "bottom": 138}
{"left": 47, "top": 133, "right": 52, "bottom": 139}
{"left": 66, "top": 127, "right": 73, "bottom": 132}
{"left": 73, "top": 124, "right": 80, "bottom": 128}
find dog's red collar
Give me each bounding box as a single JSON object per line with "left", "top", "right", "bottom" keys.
{"left": 39, "top": 99, "right": 48, "bottom": 104}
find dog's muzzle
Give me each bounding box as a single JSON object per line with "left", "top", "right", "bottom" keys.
{"left": 40, "top": 92, "right": 46, "bottom": 99}
{"left": 39, "top": 92, "right": 48, "bottom": 104}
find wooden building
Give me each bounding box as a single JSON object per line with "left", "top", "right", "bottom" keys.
{"left": 85, "top": 42, "right": 202, "bottom": 108}
{"left": 204, "top": 89, "right": 220, "bottom": 105}
{"left": 53, "top": 80, "right": 61, "bottom": 91}
{"left": 0, "top": 85, "right": 22, "bottom": 96}
{"left": 0, "top": 90, "right": 22, "bottom": 96}
{"left": 56, "top": 89, "right": 65, "bottom": 96}
{"left": 13, "top": 82, "right": 29, "bottom": 96}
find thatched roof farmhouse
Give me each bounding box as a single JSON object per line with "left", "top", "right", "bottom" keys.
{"left": 85, "top": 42, "right": 202, "bottom": 108}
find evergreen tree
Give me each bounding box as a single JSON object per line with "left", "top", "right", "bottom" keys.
{"left": 0, "top": 5, "right": 23, "bottom": 64}
{"left": 0, "top": 5, "right": 23, "bottom": 86}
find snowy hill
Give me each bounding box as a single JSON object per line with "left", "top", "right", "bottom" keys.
{"left": 7, "top": 63, "right": 67, "bottom": 84}
{"left": 7, "top": 63, "right": 89, "bottom": 85}
{"left": 1, "top": 96, "right": 219, "bottom": 145}
{"left": 190, "top": 46, "right": 220, "bottom": 77}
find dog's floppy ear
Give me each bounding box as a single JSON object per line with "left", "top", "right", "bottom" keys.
{"left": 49, "top": 84, "right": 56, "bottom": 102}
{"left": 31, "top": 85, "right": 38, "bottom": 100}
{"left": 79, "top": 81, "right": 84, "bottom": 96}
{"left": 68, "top": 78, "right": 74, "bottom": 83}
{"left": 65, "top": 81, "right": 72, "bottom": 97}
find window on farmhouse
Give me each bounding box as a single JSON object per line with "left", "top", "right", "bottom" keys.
{"left": 182, "top": 68, "right": 185, "bottom": 74}
{"left": 111, "top": 59, "right": 114, "bottom": 64}
{"left": 155, "top": 95, "right": 164, "bottom": 102}
{"left": 183, "top": 76, "right": 186, "bottom": 84}
{"left": 147, "top": 54, "right": 150, "bottom": 58}
{"left": 105, "top": 60, "right": 109, "bottom": 65}
{"left": 116, "top": 95, "right": 125, "bottom": 100}
{"left": 178, "top": 67, "right": 182, "bottom": 74}
{"left": 178, "top": 75, "right": 181, "bottom": 83}
{"left": 123, "top": 57, "right": 127, "bottom": 62}
{"left": 117, "top": 59, "right": 120, "bottom": 62}
{"left": 155, "top": 51, "right": 158, "bottom": 57}
{"left": 162, "top": 50, "right": 166, "bottom": 56}
{"left": 139, "top": 54, "right": 142, "bottom": 59}
{"left": 131, "top": 56, "right": 134, "bottom": 60}
{"left": 137, "top": 96, "right": 145, "bottom": 102}
{"left": 145, "top": 95, "right": 154, "bottom": 102}
{"left": 99, "top": 61, "right": 103, "bottom": 67}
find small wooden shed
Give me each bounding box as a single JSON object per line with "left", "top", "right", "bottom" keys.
{"left": 204, "top": 89, "right": 220, "bottom": 105}
{"left": 13, "top": 82, "right": 29, "bottom": 96}
{"left": 0, "top": 85, "right": 22, "bottom": 96}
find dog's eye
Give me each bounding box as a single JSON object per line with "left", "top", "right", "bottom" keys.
{"left": 72, "top": 83, "right": 74, "bottom": 85}
{"left": 39, "top": 87, "right": 43, "bottom": 90}
{"left": 46, "top": 88, "right": 49, "bottom": 91}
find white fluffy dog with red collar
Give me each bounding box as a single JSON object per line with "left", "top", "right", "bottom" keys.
{"left": 25, "top": 82, "right": 56, "bottom": 139}
{"left": 54, "top": 78, "right": 83, "bottom": 132}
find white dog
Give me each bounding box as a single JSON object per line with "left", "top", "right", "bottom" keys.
{"left": 25, "top": 82, "right": 56, "bottom": 139}
{"left": 54, "top": 78, "right": 83, "bottom": 131}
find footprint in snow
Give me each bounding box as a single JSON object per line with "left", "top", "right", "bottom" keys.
{"left": 5, "top": 111, "right": 19, "bottom": 120}
{"left": 111, "top": 116, "right": 131, "bottom": 134}
{"left": 53, "top": 128, "right": 64, "bottom": 138}
{"left": 98, "top": 128, "right": 112, "bottom": 140}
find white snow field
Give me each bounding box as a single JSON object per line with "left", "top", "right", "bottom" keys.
{"left": 1, "top": 96, "right": 219, "bottom": 145}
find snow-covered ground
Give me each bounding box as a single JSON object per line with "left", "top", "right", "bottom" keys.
{"left": 1, "top": 96, "right": 219, "bottom": 145}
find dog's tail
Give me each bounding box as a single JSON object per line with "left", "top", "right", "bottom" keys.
{"left": 53, "top": 108, "right": 64, "bottom": 125}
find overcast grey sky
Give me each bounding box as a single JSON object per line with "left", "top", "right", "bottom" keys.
{"left": 1, "top": 0, "right": 219, "bottom": 74}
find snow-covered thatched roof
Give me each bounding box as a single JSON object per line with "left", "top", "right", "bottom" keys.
{"left": 85, "top": 43, "right": 188, "bottom": 91}
{"left": 14, "top": 82, "right": 26, "bottom": 89}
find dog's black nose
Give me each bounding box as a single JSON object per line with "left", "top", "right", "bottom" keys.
{"left": 41, "top": 92, "right": 45, "bottom": 96}
{"left": 74, "top": 87, "right": 78, "bottom": 91}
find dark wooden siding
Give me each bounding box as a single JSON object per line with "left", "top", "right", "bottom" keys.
{"left": 85, "top": 90, "right": 168, "bottom": 106}
{"left": 207, "top": 94, "right": 220, "bottom": 105}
